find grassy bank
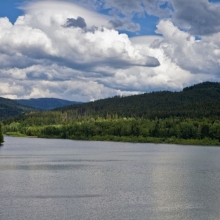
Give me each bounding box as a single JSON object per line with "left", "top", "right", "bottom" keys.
{"left": 5, "top": 132, "right": 28, "bottom": 137}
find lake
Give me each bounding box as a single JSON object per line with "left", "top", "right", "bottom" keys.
{"left": 1, "top": 136, "right": 220, "bottom": 220}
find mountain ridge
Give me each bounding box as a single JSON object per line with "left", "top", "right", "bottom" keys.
{"left": 1, "top": 81, "right": 220, "bottom": 121}
{"left": 2, "top": 81, "right": 220, "bottom": 145}
{"left": 56, "top": 81, "right": 220, "bottom": 119}
{"left": 0, "top": 97, "right": 37, "bottom": 120}
{"left": 16, "top": 98, "right": 82, "bottom": 110}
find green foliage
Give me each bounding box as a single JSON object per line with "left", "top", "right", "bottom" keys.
{"left": 58, "top": 81, "right": 220, "bottom": 119}
{"left": 5, "top": 132, "right": 27, "bottom": 137}
{"left": 3, "top": 116, "right": 220, "bottom": 145}
{"left": 2, "top": 82, "right": 220, "bottom": 146}
{"left": 0, "top": 123, "right": 3, "bottom": 144}
{"left": 183, "top": 81, "right": 220, "bottom": 91}
{"left": 0, "top": 97, "right": 37, "bottom": 120}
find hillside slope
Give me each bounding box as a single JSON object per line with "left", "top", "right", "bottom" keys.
{"left": 0, "top": 97, "right": 37, "bottom": 120}
{"left": 3, "top": 82, "right": 220, "bottom": 145}
{"left": 58, "top": 81, "right": 220, "bottom": 119}
{"left": 16, "top": 98, "right": 82, "bottom": 110}
{"left": 3, "top": 82, "right": 220, "bottom": 122}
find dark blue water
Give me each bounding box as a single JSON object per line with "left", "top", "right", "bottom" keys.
{"left": 1, "top": 136, "right": 220, "bottom": 220}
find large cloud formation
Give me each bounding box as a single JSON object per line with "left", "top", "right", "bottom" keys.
{"left": 0, "top": 0, "right": 220, "bottom": 101}
{"left": 81, "top": 0, "right": 220, "bottom": 35}
{"left": 171, "top": 0, "right": 220, "bottom": 35}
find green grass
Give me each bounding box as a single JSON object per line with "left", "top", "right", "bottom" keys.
{"left": 5, "top": 132, "right": 27, "bottom": 137}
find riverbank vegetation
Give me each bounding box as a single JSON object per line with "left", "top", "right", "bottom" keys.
{"left": 3, "top": 115, "right": 220, "bottom": 146}
{"left": 2, "top": 82, "right": 220, "bottom": 145}
{"left": 0, "top": 123, "right": 3, "bottom": 145}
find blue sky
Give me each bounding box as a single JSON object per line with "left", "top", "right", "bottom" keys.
{"left": 0, "top": 0, "right": 23, "bottom": 23}
{"left": 0, "top": 0, "right": 161, "bottom": 36}
{"left": 1, "top": 0, "right": 220, "bottom": 101}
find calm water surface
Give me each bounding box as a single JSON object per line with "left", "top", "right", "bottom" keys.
{"left": 1, "top": 136, "right": 220, "bottom": 220}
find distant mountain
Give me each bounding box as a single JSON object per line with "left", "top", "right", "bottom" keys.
{"left": 3, "top": 82, "right": 220, "bottom": 146}
{"left": 16, "top": 98, "right": 82, "bottom": 110}
{"left": 3, "top": 81, "right": 220, "bottom": 122}
{"left": 0, "top": 97, "right": 36, "bottom": 120}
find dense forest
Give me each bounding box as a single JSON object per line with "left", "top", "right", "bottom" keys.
{"left": 2, "top": 82, "right": 220, "bottom": 145}
{"left": 58, "top": 81, "right": 220, "bottom": 119}
{"left": 3, "top": 115, "right": 220, "bottom": 145}
{"left": 0, "top": 97, "right": 37, "bottom": 120}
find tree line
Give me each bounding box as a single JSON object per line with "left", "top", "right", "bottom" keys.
{"left": 2, "top": 82, "right": 220, "bottom": 145}
{"left": 3, "top": 116, "right": 220, "bottom": 145}
{"left": 0, "top": 123, "right": 3, "bottom": 145}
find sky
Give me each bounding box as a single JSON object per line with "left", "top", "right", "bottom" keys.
{"left": 1, "top": 0, "right": 220, "bottom": 101}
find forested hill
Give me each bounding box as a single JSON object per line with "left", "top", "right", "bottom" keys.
{"left": 2, "top": 82, "right": 220, "bottom": 121}
{"left": 0, "top": 97, "right": 37, "bottom": 120}
{"left": 16, "top": 98, "right": 82, "bottom": 110}
{"left": 3, "top": 82, "right": 220, "bottom": 145}
{"left": 58, "top": 81, "right": 220, "bottom": 119}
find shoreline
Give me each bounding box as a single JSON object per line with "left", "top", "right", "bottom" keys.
{"left": 4, "top": 133, "right": 220, "bottom": 146}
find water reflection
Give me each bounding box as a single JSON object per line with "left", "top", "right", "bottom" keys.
{"left": 1, "top": 194, "right": 102, "bottom": 199}
{"left": 147, "top": 147, "right": 220, "bottom": 219}
{"left": 0, "top": 164, "right": 89, "bottom": 171}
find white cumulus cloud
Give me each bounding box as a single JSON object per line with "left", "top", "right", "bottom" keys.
{"left": 156, "top": 19, "right": 220, "bottom": 75}
{"left": 0, "top": 0, "right": 220, "bottom": 102}
{"left": 0, "top": 0, "right": 161, "bottom": 101}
